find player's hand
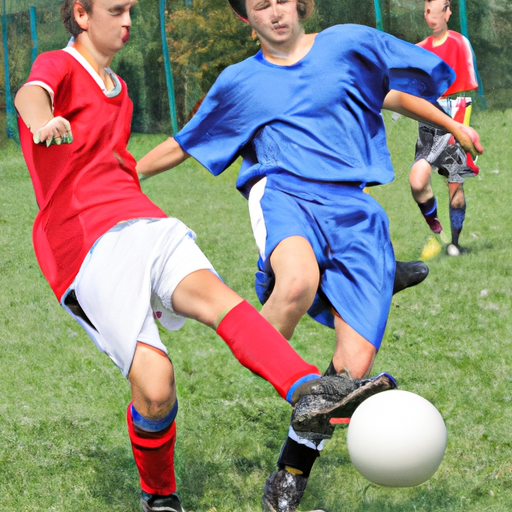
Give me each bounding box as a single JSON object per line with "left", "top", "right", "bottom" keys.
{"left": 33, "top": 117, "right": 73, "bottom": 147}
{"left": 453, "top": 124, "right": 484, "bottom": 159}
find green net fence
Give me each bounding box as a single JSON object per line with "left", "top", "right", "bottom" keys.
{"left": 1, "top": 0, "right": 512, "bottom": 142}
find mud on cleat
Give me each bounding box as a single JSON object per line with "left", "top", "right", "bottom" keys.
{"left": 290, "top": 372, "right": 398, "bottom": 441}
{"left": 262, "top": 469, "right": 308, "bottom": 512}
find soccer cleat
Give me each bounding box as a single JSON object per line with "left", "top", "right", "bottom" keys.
{"left": 291, "top": 372, "right": 397, "bottom": 441}
{"left": 262, "top": 469, "right": 308, "bottom": 512}
{"left": 393, "top": 260, "right": 429, "bottom": 294}
{"left": 423, "top": 214, "right": 443, "bottom": 234}
{"left": 141, "top": 491, "right": 186, "bottom": 512}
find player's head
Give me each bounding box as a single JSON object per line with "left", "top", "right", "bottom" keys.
{"left": 61, "top": 0, "right": 93, "bottom": 37}
{"left": 61, "top": 0, "right": 135, "bottom": 55}
{"left": 227, "top": 0, "right": 314, "bottom": 24}
{"left": 424, "top": 0, "right": 451, "bottom": 36}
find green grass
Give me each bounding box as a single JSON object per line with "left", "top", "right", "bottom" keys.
{"left": 1, "top": 108, "right": 512, "bottom": 511}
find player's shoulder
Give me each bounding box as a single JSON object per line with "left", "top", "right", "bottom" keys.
{"left": 32, "top": 49, "right": 74, "bottom": 75}
{"left": 34, "top": 48, "right": 71, "bottom": 65}
{"left": 417, "top": 35, "right": 432, "bottom": 48}
{"left": 320, "top": 23, "right": 377, "bottom": 41}
{"left": 446, "top": 30, "right": 471, "bottom": 45}
{"left": 214, "top": 51, "right": 261, "bottom": 88}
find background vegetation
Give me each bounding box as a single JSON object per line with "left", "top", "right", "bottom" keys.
{"left": 1, "top": 106, "right": 512, "bottom": 510}
{"left": 1, "top": 0, "right": 512, "bottom": 135}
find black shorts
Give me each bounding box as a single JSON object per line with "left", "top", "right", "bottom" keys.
{"left": 414, "top": 123, "right": 475, "bottom": 184}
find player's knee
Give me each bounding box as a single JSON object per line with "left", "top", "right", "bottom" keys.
{"left": 449, "top": 190, "right": 465, "bottom": 209}
{"left": 137, "top": 391, "right": 176, "bottom": 421}
{"left": 409, "top": 161, "right": 431, "bottom": 192}
{"left": 276, "top": 273, "right": 318, "bottom": 310}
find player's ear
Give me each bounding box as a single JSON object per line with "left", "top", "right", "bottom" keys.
{"left": 74, "top": 1, "right": 90, "bottom": 31}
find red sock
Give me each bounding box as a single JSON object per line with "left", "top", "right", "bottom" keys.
{"left": 127, "top": 403, "right": 177, "bottom": 495}
{"left": 216, "top": 301, "right": 321, "bottom": 401}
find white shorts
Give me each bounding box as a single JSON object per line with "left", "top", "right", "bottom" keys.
{"left": 61, "top": 218, "right": 216, "bottom": 377}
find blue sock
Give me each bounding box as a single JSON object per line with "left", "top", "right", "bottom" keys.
{"left": 449, "top": 204, "right": 466, "bottom": 246}
{"left": 419, "top": 196, "right": 438, "bottom": 217}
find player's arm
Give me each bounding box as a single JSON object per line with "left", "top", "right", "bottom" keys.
{"left": 15, "top": 85, "right": 72, "bottom": 146}
{"left": 383, "top": 90, "right": 484, "bottom": 158}
{"left": 136, "top": 137, "right": 190, "bottom": 181}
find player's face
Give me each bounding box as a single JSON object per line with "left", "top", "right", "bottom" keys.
{"left": 246, "top": 0, "right": 302, "bottom": 47}
{"left": 424, "top": 0, "right": 451, "bottom": 37}
{"left": 78, "top": 0, "right": 137, "bottom": 55}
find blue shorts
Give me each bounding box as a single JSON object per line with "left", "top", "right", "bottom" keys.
{"left": 248, "top": 173, "right": 395, "bottom": 349}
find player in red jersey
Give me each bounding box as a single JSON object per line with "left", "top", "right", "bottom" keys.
{"left": 410, "top": 0, "right": 481, "bottom": 255}
{"left": 14, "top": 1, "right": 394, "bottom": 510}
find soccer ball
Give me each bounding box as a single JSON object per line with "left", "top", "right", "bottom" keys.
{"left": 346, "top": 390, "right": 447, "bottom": 487}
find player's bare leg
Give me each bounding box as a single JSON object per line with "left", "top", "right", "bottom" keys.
{"left": 331, "top": 315, "right": 375, "bottom": 378}
{"left": 263, "top": 316, "right": 396, "bottom": 512}
{"left": 128, "top": 344, "right": 185, "bottom": 512}
{"left": 171, "top": 268, "right": 244, "bottom": 328}
{"left": 291, "top": 315, "right": 395, "bottom": 439}
{"left": 410, "top": 158, "right": 443, "bottom": 234}
{"left": 447, "top": 181, "right": 466, "bottom": 255}
{"left": 260, "top": 236, "right": 320, "bottom": 340}
{"left": 129, "top": 342, "right": 177, "bottom": 420}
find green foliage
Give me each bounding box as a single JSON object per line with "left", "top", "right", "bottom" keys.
{"left": 2, "top": 0, "right": 512, "bottom": 134}
{"left": 165, "top": 0, "right": 257, "bottom": 126}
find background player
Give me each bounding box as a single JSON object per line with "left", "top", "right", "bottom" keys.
{"left": 14, "top": 1, "right": 387, "bottom": 511}
{"left": 410, "top": 0, "right": 481, "bottom": 256}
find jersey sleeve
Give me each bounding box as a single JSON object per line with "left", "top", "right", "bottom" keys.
{"left": 175, "top": 65, "right": 253, "bottom": 176}
{"left": 24, "top": 51, "right": 71, "bottom": 108}
{"left": 374, "top": 30, "right": 455, "bottom": 102}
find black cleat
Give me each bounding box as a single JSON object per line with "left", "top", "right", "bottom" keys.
{"left": 262, "top": 469, "right": 308, "bottom": 512}
{"left": 141, "top": 491, "right": 186, "bottom": 512}
{"left": 291, "top": 372, "right": 397, "bottom": 441}
{"left": 393, "top": 260, "right": 429, "bottom": 294}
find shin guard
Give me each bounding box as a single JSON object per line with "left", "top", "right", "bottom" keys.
{"left": 277, "top": 436, "right": 320, "bottom": 478}
{"left": 216, "top": 301, "right": 320, "bottom": 402}
{"left": 127, "top": 403, "right": 177, "bottom": 495}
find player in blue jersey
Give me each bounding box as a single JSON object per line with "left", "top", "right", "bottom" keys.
{"left": 137, "top": 1, "right": 482, "bottom": 510}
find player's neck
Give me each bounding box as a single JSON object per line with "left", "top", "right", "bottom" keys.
{"left": 431, "top": 28, "right": 449, "bottom": 46}
{"left": 260, "top": 32, "right": 316, "bottom": 66}
{"left": 73, "top": 38, "right": 115, "bottom": 90}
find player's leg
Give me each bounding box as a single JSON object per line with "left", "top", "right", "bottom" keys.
{"left": 260, "top": 236, "right": 320, "bottom": 340}
{"left": 263, "top": 316, "right": 395, "bottom": 512}
{"left": 447, "top": 181, "right": 466, "bottom": 254}
{"left": 170, "top": 267, "right": 321, "bottom": 402}
{"left": 127, "top": 342, "right": 185, "bottom": 512}
{"left": 410, "top": 158, "right": 443, "bottom": 234}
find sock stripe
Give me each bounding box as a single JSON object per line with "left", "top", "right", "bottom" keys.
{"left": 131, "top": 400, "right": 178, "bottom": 433}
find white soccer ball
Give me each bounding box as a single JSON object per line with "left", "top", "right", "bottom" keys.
{"left": 446, "top": 243, "right": 461, "bottom": 257}
{"left": 346, "top": 390, "right": 447, "bottom": 487}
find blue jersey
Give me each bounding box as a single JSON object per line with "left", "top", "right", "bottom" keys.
{"left": 175, "top": 24, "right": 454, "bottom": 196}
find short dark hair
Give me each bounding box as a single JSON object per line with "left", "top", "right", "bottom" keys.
{"left": 228, "top": 0, "right": 315, "bottom": 22}
{"left": 61, "top": 0, "right": 94, "bottom": 38}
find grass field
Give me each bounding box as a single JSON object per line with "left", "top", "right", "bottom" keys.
{"left": 1, "top": 108, "right": 512, "bottom": 511}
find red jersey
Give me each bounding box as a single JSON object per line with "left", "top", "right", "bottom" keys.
{"left": 18, "top": 49, "right": 167, "bottom": 300}
{"left": 418, "top": 30, "right": 478, "bottom": 97}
